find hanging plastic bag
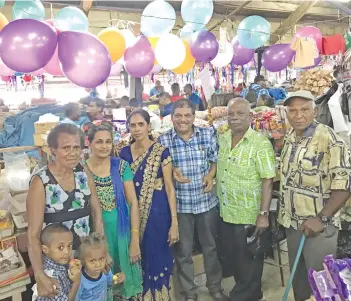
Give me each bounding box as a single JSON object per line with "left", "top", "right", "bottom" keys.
{"left": 3, "top": 152, "right": 31, "bottom": 192}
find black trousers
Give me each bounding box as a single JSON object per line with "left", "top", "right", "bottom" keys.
{"left": 219, "top": 220, "right": 264, "bottom": 301}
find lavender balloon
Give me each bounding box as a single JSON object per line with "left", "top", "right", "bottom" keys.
{"left": 58, "top": 31, "right": 111, "bottom": 88}
{"left": 110, "top": 63, "right": 123, "bottom": 76}
{"left": 0, "top": 19, "right": 57, "bottom": 73}
{"left": 302, "top": 55, "right": 322, "bottom": 70}
{"left": 262, "top": 44, "right": 295, "bottom": 72}
{"left": 231, "top": 36, "right": 254, "bottom": 66}
{"left": 124, "top": 35, "right": 154, "bottom": 78}
{"left": 190, "top": 30, "right": 219, "bottom": 63}
{"left": 150, "top": 64, "right": 162, "bottom": 74}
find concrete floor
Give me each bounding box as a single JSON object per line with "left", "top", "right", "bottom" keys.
{"left": 171, "top": 245, "right": 295, "bottom": 301}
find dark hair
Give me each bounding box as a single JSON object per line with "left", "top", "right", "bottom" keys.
{"left": 184, "top": 83, "right": 192, "bottom": 90}
{"left": 89, "top": 97, "right": 105, "bottom": 110}
{"left": 127, "top": 109, "right": 153, "bottom": 143}
{"left": 159, "top": 92, "right": 170, "bottom": 99}
{"left": 77, "top": 233, "right": 106, "bottom": 260}
{"left": 127, "top": 109, "right": 151, "bottom": 125}
{"left": 65, "top": 102, "right": 79, "bottom": 118}
{"left": 47, "top": 123, "right": 85, "bottom": 149}
{"left": 129, "top": 98, "right": 139, "bottom": 108}
{"left": 171, "top": 83, "right": 180, "bottom": 95}
{"left": 119, "top": 96, "right": 129, "bottom": 108}
{"left": 262, "top": 95, "right": 274, "bottom": 108}
{"left": 254, "top": 75, "right": 265, "bottom": 84}
{"left": 171, "top": 98, "right": 195, "bottom": 115}
{"left": 40, "top": 223, "right": 71, "bottom": 246}
{"left": 87, "top": 123, "right": 113, "bottom": 143}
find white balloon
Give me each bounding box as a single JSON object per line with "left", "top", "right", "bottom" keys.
{"left": 211, "top": 41, "right": 234, "bottom": 68}
{"left": 155, "top": 34, "right": 186, "bottom": 70}
{"left": 121, "top": 29, "right": 137, "bottom": 48}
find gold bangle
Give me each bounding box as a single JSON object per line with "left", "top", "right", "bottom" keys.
{"left": 172, "top": 214, "right": 177, "bottom": 217}
{"left": 131, "top": 229, "right": 139, "bottom": 233}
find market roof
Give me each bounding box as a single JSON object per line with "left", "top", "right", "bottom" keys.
{"left": 42, "top": 0, "right": 350, "bottom": 22}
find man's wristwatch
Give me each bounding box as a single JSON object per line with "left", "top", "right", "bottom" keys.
{"left": 260, "top": 211, "right": 269, "bottom": 217}
{"left": 317, "top": 214, "right": 331, "bottom": 224}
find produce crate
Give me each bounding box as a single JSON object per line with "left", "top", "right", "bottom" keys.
{"left": 34, "top": 122, "right": 57, "bottom": 134}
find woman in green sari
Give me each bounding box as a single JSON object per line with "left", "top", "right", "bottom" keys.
{"left": 85, "top": 123, "right": 143, "bottom": 301}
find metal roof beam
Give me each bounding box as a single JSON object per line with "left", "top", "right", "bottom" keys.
{"left": 208, "top": 0, "right": 251, "bottom": 31}
{"left": 215, "top": 1, "right": 338, "bottom": 18}
{"left": 270, "top": 0, "right": 319, "bottom": 44}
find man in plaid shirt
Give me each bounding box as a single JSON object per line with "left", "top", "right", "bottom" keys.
{"left": 159, "top": 99, "right": 228, "bottom": 301}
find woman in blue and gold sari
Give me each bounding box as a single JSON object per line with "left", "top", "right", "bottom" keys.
{"left": 119, "top": 109, "right": 179, "bottom": 300}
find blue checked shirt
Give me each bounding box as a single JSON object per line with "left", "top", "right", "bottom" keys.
{"left": 159, "top": 126, "right": 219, "bottom": 214}
{"left": 36, "top": 256, "right": 72, "bottom": 301}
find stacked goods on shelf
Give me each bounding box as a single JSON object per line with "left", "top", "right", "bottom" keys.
{"left": 33, "top": 114, "right": 59, "bottom": 147}
{"left": 294, "top": 69, "right": 333, "bottom": 97}
{"left": 0, "top": 237, "right": 30, "bottom": 295}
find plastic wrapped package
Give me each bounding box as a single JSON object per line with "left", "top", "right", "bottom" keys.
{"left": 3, "top": 152, "right": 31, "bottom": 192}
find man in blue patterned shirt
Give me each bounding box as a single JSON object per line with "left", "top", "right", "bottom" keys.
{"left": 159, "top": 99, "right": 228, "bottom": 301}
{"left": 240, "top": 75, "right": 270, "bottom": 105}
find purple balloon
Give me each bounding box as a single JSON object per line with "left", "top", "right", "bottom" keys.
{"left": 124, "top": 35, "right": 154, "bottom": 78}
{"left": 0, "top": 19, "right": 57, "bottom": 73}
{"left": 58, "top": 31, "right": 111, "bottom": 88}
{"left": 110, "top": 63, "right": 123, "bottom": 76}
{"left": 190, "top": 30, "right": 219, "bottom": 63}
{"left": 302, "top": 55, "right": 322, "bottom": 70}
{"left": 231, "top": 36, "right": 254, "bottom": 66}
{"left": 262, "top": 44, "right": 295, "bottom": 72}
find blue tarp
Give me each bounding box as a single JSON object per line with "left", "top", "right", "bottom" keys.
{"left": 0, "top": 105, "right": 90, "bottom": 148}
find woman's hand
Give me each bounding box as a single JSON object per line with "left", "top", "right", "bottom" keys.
{"left": 36, "top": 273, "right": 60, "bottom": 298}
{"left": 129, "top": 239, "right": 141, "bottom": 264}
{"left": 104, "top": 253, "right": 113, "bottom": 274}
{"left": 168, "top": 222, "right": 179, "bottom": 246}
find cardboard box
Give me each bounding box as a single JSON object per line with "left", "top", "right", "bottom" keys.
{"left": 34, "top": 121, "right": 57, "bottom": 134}
{"left": 33, "top": 133, "right": 47, "bottom": 146}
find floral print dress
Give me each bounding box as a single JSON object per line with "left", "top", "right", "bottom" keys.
{"left": 35, "top": 163, "right": 91, "bottom": 249}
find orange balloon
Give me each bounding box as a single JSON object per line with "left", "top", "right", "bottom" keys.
{"left": 148, "top": 37, "right": 159, "bottom": 65}
{"left": 172, "top": 41, "right": 195, "bottom": 74}
{"left": 97, "top": 27, "right": 126, "bottom": 63}
{"left": 0, "top": 12, "right": 8, "bottom": 32}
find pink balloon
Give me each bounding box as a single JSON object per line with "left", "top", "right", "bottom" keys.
{"left": 110, "top": 63, "right": 123, "bottom": 76}
{"left": 43, "top": 46, "right": 63, "bottom": 76}
{"left": 294, "top": 26, "right": 322, "bottom": 52}
{"left": 31, "top": 68, "right": 44, "bottom": 76}
{"left": 1, "top": 75, "right": 10, "bottom": 82}
{"left": 45, "top": 19, "right": 60, "bottom": 34}
{"left": 124, "top": 35, "right": 155, "bottom": 78}
{"left": 0, "top": 59, "right": 14, "bottom": 76}
{"left": 150, "top": 64, "right": 162, "bottom": 74}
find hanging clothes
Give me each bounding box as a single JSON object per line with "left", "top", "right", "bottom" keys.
{"left": 321, "top": 35, "right": 346, "bottom": 55}
{"left": 328, "top": 83, "right": 350, "bottom": 136}
{"left": 290, "top": 37, "right": 318, "bottom": 68}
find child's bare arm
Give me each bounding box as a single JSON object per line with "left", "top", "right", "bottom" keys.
{"left": 68, "top": 282, "right": 80, "bottom": 301}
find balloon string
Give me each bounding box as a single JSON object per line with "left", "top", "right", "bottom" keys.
{"left": 97, "top": 15, "right": 349, "bottom": 37}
